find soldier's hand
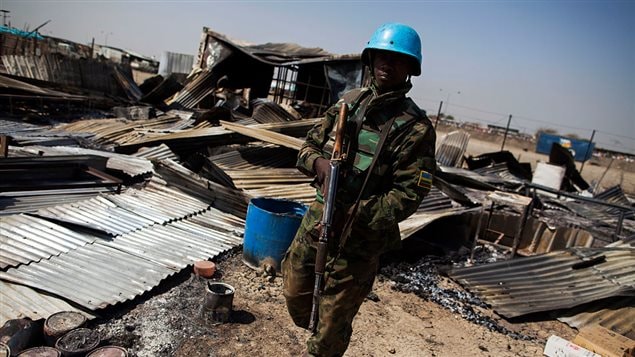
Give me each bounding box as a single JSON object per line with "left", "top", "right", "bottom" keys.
{"left": 313, "top": 157, "right": 330, "bottom": 195}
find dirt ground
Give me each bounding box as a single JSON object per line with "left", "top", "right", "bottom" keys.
{"left": 93, "top": 248, "right": 576, "bottom": 357}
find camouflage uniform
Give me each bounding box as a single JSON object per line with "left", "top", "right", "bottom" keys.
{"left": 282, "top": 81, "right": 436, "bottom": 357}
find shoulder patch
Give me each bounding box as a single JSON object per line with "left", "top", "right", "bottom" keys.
{"left": 417, "top": 170, "right": 433, "bottom": 189}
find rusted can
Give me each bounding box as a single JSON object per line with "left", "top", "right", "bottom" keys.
{"left": 44, "top": 311, "right": 87, "bottom": 346}
{"left": 86, "top": 346, "right": 128, "bottom": 357}
{"left": 202, "top": 282, "right": 235, "bottom": 323}
{"left": 16, "top": 346, "right": 61, "bottom": 357}
{"left": 55, "top": 328, "right": 100, "bottom": 357}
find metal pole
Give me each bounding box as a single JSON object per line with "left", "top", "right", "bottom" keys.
{"left": 469, "top": 205, "right": 485, "bottom": 262}
{"left": 594, "top": 158, "right": 614, "bottom": 192}
{"left": 510, "top": 202, "right": 531, "bottom": 259}
{"left": 614, "top": 211, "right": 625, "bottom": 241}
{"left": 434, "top": 100, "right": 443, "bottom": 129}
{"left": 501, "top": 114, "right": 512, "bottom": 151}
{"left": 579, "top": 129, "right": 596, "bottom": 173}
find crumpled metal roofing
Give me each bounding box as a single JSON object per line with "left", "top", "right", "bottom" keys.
{"left": 202, "top": 28, "right": 358, "bottom": 66}
{"left": 220, "top": 120, "right": 305, "bottom": 150}
{"left": 154, "top": 159, "right": 250, "bottom": 219}
{"left": 0, "top": 119, "right": 81, "bottom": 147}
{"left": 0, "top": 243, "right": 176, "bottom": 310}
{"left": 209, "top": 143, "right": 296, "bottom": 171}
{"left": 0, "top": 280, "right": 94, "bottom": 325}
{"left": 0, "top": 186, "right": 118, "bottom": 217}
{"left": 133, "top": 143, "right": 180, "bottom": 162}
{"left": 34, "top": 179, "right": 210, "bottom": 236}
{"left": 472, "top": 163, "right": 525, "bottom": 186}
{"left": 436, "top": 130, "right": 470, "bottom": 167}
{"left": 558, "top": 296, "right": 635, "bottom": 340}
{"left": 0, "top": 207, "right": 244, "bottom": 311}
{"left": 0, "top": 73, "right": 84, "bottom": 98}
{"left": 450, "top": 240, "right": 635, "bottom": 318}
{"left": 51, "top": 115, "right": 196, "bottom": 150}
{"left": 246, "top": 183, "right": 315, "bottom": 205}
{"left": 12, "top": 145, "right": 154, "bottom": 178}
{"left": 0, "top": 214, "right": 99, "bottom": 269}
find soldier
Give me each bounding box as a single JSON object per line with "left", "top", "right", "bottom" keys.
{"left": 282, "top": 23, "right": 437, "bottom": 357}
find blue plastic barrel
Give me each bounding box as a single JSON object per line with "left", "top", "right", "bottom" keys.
{"left": 242, "top": 197, "right": 307, "bottom": 274}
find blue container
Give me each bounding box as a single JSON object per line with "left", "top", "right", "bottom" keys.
{"left": 536, "top": 132, "right": 595, "bottom": 162}
{"left": 242, "top": 197, "right": 307, "bottom": 274}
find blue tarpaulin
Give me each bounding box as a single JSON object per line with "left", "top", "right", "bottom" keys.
{"left": 0, "top": 25, "right": 44, "bottom": 40}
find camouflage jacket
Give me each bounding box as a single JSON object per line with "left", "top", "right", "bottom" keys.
{"left": 297, "top": 82, "right": 437, "bottom": 256}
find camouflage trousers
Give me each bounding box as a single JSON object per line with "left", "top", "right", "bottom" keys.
{"left": 282, "top": 229, "right": 378, "bottom": 357}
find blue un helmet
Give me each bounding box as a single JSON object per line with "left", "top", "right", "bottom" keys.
{"left": 362, "top": 23, "right": 423, "bottom": 76}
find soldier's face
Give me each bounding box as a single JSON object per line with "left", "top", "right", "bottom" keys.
{"left": 372, "top": 50, "right": 411, "bottom": 92}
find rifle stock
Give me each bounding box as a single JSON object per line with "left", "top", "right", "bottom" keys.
{"left": 308, "top": 103, "right": 349, "bottom": 332}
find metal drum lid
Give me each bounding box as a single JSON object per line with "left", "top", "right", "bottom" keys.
{"left": 16, "top": 346, "right": 61, "bottom": 357}
{"left": 86, "top": 346, "right": 128, "bottom": 357}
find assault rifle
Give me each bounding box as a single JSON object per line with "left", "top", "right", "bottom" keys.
{"left": 308, "top": 103, "right": 349, "bottom": 332}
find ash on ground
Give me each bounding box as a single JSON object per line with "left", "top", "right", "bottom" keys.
{"left": 380, "top": 248, "right": 535, "bottom": 341}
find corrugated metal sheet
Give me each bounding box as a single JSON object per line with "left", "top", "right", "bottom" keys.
{"left": 436, "top": 130, "right": 470, "bottom": 167}
{"left": 0, "top": 214, "right": 99, "bottom": 269}
{"left": 115, "top": 126, "right": 234, "bottom": 155}
{"left": 209, "top": 143, "right": 295, "bottom": 170}
{"left": 168, "top": 70, "right": 216, "bottom": 108}
{"left": 0, "top": 243, "right": 175, "bottom": 310}
{"left": 0, "top": 187, "right": 116, "bottom": 216}
{"left": 558, "top": 297, "right": 635, "bottom": 339}
{"left": 133, "top": 143, "right": 180, "bottom": 161}
{"left": 472, "top": 163, "right": 525, "bottom": 185}
{"left": 99, "top": 208, "right": 243, "bottom": 270}
{"left": 1, "top": 54, "right": 131, "bottom": 97}
{"left": 0, "top": 119, "right": 78, "bottom": 147}
{"left": 0, "top": 206, "right": 244, "bottom": 311}
{"left": 220, "top": 120, "right": 305, "bottom": 150}
{"left": 224, "top": 169, "right": 312, "bottom": 190}
{"left": 34, "top": 195, "right": 155, "bottom": 236}
{"left": 0, "top": 280, "right": 94, "bottom": 325}
{"left": 158, "top": 51, "right": 194, "bottom": 76}
{"left": 12, "top": 145, "right": 154, "bottom": 178}
{"left": 247, "top": 183, "right": 315, "bottom": 205}
{"left": 250, "top": 99, "right": 298, "bottom": 123}
{"left": 450, "top": 240, "right": 635, "bottom": 318}
{"left": 33, "top": 179, "right": 210, "bottom": 236}
{"left": 154, "top": 159, "right": 250, "bottom": 219}
{"left": 400, "top": 207, "right": 480, "bottom": 240}
{"left": 0, "top": 73, "right": 84, "bottom": 98}
{"left": 52, "top": 115, "right": 196, "bottom": 150}
{"left": 591, "top": 185, "right": 635, "bottom": 220}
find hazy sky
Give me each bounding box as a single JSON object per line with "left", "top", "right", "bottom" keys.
{"left": 3, "top": 0, "right": 634, "bottom": 154}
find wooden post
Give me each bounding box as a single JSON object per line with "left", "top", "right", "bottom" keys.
{"left": 0, "top": 135, "right": 8, "bottom": 157}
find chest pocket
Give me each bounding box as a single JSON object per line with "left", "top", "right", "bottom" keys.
{"left": 351, "top": 128, "right": 379, "bottom": 172}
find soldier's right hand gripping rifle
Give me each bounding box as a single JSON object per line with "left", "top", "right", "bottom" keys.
{"left": 308, "top": 103, "right": 349, "bottom": 332}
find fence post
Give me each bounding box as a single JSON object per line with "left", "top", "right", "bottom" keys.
{"left": 501, "top": 114, "right": 512, "bottom": 151}
{"left": 579, "top": 129, "right": 596, "bottom": 173}
{"left": 434, "top": 100, "right": 443, "bottom": 129}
